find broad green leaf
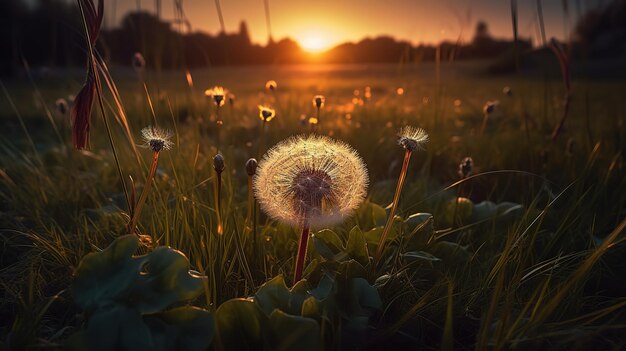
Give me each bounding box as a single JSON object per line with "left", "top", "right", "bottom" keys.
{"left": 72, "top": 235, "right": 142, "bottom": 311}
{"left": 215, "top": 298, "right": 265, "bottom": 351}
{"left": 132, "top": 246, "right": 205, "bottom": 314}
{"left": 254, "top": 275, "right": 309, "bottom": 316}
{"left": 312, "top": 229, "right": 346, "bottom": 261}
{"left": 346, "top": 226, "right": 370, "bottom": 266}
{"left": 145, "top": 306, "right": 214, "bottom": 351}
{"left": 267, "top": 310, "right": 321, "bottom": 351}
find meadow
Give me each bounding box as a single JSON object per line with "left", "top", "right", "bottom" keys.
{"left": 1, "top": 60, "right": 625, "bottom": 350}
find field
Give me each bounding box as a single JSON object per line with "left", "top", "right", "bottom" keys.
{"left": 1, "top": 61, "right": 625, "bottom": 350}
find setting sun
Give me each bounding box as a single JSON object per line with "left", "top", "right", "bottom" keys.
{"left": 294, "top": 29, "right": 333, "bottom": 53}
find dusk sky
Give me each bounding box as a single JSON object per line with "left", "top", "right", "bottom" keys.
{"left": 100, "top": 0, "right": 600, "bottom": 51}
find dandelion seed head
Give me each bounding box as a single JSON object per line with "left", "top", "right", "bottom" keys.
{"left": 141, "top": 126, "right": 173, "bottom": 152}
{"left": 398, "top": 126, "right": 429, "bottom": 152}
{"left": 205, "top": 86, "right": 227, "bottom": 106}
{"left": 265, "top": 80, "right": 277, "bottom": 91}
{"left": 313, "top": 95, "right": 325, "bottom": 109}
{"left": 258, "top": 105, "right": 276, "bottom": 122}
{"left": 458, "top": 156, "right": 474, "bottom": 179}
{"left": 254, "top": 135, "right": 368, "bottom": 228}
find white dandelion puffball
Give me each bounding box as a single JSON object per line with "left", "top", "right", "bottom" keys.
{"left": 254, "top": 135, "right": 369, "bottom": 228}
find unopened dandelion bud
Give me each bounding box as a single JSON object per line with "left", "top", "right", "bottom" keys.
{"left": 213, "top": 154, "right": 225, "bottom": 174}
{"left": 313, "top": 95, "right": 325, "bottom": 109}
{"left": 265, "top": 80, "right": 277, "bottom": 91}
{"left": 458, "top": 157, "right": 474, "bottom": 178}
{"left": 132, "top": 52, "right": 145, "bottom": 71}
{"left": 246, "top": 158, "right": 258, "bottom": 176}
{"left": 55, "top": 98, "right": 68, "bottom": 115}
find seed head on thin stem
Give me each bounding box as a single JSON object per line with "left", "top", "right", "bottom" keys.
{"left": 141, "top": 126, "right": 173, "bottom": 152}
{"left": 258, "top": 105, "right": 276, "bottom": 122}
{"left": 398, "top": 126, "right": 429, "bottom": 152}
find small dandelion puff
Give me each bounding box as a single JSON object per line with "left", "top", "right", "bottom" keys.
{"left": 503, "top": 86, "right": 512, "bottom": 96}
{"left": 396, "top": 87, "right": 405, "bottom": 95}
{"left": 141, "top": 126, "right": 173, "bottom": 152}
{"left": 398, "top": 126, "right": 429, "bottom": 152}
{"left": 265, "top": 80, "right": 277, "bottom": 91}
{"left": 55, "top": 98, "right": 68, "bottom": 115}
{"left": 254, "top": 135, "right": 369, "bottom": 228}
{"left": 483, "top": 100, "right": 499, "bottom": 114}
{"left": 308, "top": 117, "right": 318, "bottom": 125}
{"left": 313, "top": 95, "right": 325, "bottom": 109}
{"left": 453, "top": 99, "right": 462, "bottom": 107}
{"left": 132, "top": 52, "right": 145, "bottom": 71}
{"left": 258, "top": 105, "right": 276, "bottom": 122}
{"left": 205, "top": 86, "right": 227, "bottom": 106}
{"left": 458, "top": 157, "right": 474, "bottom": 178}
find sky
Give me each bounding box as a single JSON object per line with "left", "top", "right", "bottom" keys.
{"left": 103, "top": 0, "right": 600, "bottom": 52}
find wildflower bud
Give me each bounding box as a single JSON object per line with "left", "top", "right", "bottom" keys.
{"left": 458, "top": 157, "right": 474, "bottom": 179}
{"left": 483, "top": 100, "right": 499, "bottom": 114}
{"left": 313, "top": 95, "right": 325, "bottom": 109}
{"left": 265, "top": 80, "right": 277, "bottom": 91}
{"left": 246, "top": 158, "right": 258, "bottom": 176}
{"left": 213, "top": 154, "right": 225, "bottom": 174}
{"left": 55, "top": 98, "right": 68, "bottom": 115}
{"left": 132, "top": 52, "right": 145, "bottom": 71}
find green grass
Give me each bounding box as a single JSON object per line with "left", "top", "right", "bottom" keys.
{"left": 1, "top": 62, "right": 625, "bottom": 349}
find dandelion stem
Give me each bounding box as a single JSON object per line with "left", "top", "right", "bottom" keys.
{"left": 480, "top": 112, "right": 489, "bottom": 136}
{"left": 293, "top": 224, "right": 310, "bottom": 284}
{"left": 127, "top": 150, "right": 160, "bottom": 233}
{"left": 215, "top": 170, "right": 223, "bottom": 236}
{"left": 216, "top": 105, "right": 222, "bottom": 152}
{"left": 376, "top": 149, "right": 412, "bottom": 261}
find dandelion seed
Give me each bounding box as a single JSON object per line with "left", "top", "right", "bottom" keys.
{"left": 258, "top": 105, "right": 276, "bottom": 122}
{"left": 205, "top": 86, "right": 227, "bottom": 107}
{"left": 141, "top": 126, "right": 173, "bottom": 152}
{"left": 265, "top": 80, "right": 277, "bottom": 91}
{"left": 398, "top": 126, "right": 429, "bottom": 152}
{"left": 458, "top": 157, "right": 474, "bottom": 179}
{"left": 255, "top": 135, "right": 368, "bottom": 283}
